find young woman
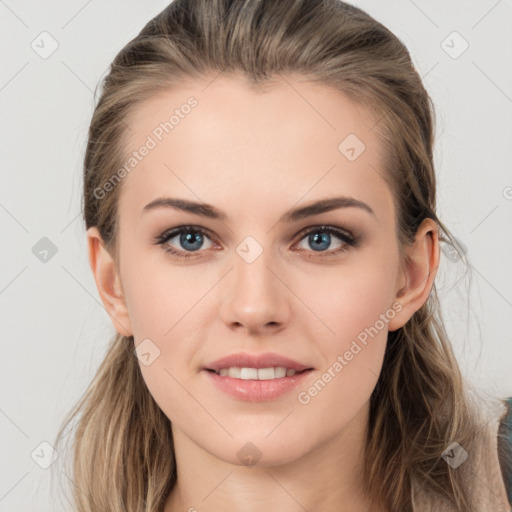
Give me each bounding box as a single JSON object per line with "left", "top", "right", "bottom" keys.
{"left": 55, "top": 1, "right": 512, "bottom": 511}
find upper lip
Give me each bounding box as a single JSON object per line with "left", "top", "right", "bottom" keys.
{"left": 203, "top": 352, "right": 313, "bottom": 372}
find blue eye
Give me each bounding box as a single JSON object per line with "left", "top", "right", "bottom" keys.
{"left": 155, "top": 225, "right": 357, "bottom": 259}
{"left": 295, "top": 226, "right": 356, "bottom": 254}
{"left": 156, "top": 226, "right": 215, "bottom": 258}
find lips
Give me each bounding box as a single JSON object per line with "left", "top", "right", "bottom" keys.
{"left": 202, "top": 352, "right": 313, "bottom": 373}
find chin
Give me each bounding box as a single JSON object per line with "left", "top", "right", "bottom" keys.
{"left": 205, "top": 435, "right": 309, "bottom": 468}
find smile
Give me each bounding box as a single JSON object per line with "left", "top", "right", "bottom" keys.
{"left": 208, "top": 366, "right": 307, "bottom": 379}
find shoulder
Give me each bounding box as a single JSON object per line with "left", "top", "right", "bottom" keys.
{"left": 474, "top": 393, "right": 511, "bottom": 511}
{"left": 497, "top": 396, "right": 512, "bottom": 506}
{"left": 411, "top": 394, "right": 512, "bottom": 512}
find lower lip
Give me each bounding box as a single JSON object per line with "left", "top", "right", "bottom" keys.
{"left": 203, "top": 369, "right": 313, "bottom": 401}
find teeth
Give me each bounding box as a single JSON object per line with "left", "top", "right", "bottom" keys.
{"left": 228, "top": 367, "right": 241, "bottom": 378}
{"left": 215, "top": 367, "right": 298, "bottom": 379}
{"left": 240, "top": 367, "right": 258, "bottom": 380}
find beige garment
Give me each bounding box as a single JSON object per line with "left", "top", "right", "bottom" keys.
{"left": 411, "top": 394, "right": 511, "bottom": 512}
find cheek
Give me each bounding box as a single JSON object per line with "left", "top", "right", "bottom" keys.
{"left": 292, "top": 266, "right": 395, "bottom": 433}
{"left": 298, "top": 257, "right": 398, "bottom": 345}
{"left": 120, "top": 252, "right": 209, "bottom": 405}
{"left": 291, "top": 252, "right": 398, "bottom": 411}
{"left": 121, "top": 248, "right": 200, "bottom": 339}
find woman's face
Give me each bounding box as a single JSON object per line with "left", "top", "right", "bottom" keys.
{"left": 108, "top": 74, "right": 407, "bottom": 465}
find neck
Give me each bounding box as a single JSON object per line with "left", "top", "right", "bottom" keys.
{"left": 164, "top": 401, "right": 385, "bottom": 512}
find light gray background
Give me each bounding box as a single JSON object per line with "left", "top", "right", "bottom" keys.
{"left": 1, "top": 1, "right": 511, "bottom": 510}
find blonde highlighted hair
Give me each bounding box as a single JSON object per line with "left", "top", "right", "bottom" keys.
{"left": 54, "top": 1, "right": 511, "bottom": 510}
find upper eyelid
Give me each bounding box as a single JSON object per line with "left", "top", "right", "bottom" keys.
{"left": 158, "top": 225, "right": 216, "bottom": 242}
{"left": 295, "top": 224, "right": 354, "bottom": 240}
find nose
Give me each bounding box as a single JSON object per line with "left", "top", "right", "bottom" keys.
{"left": 218, "top": 245, "right": 291, "bottom": 336}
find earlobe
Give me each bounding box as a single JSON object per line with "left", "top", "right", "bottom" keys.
{"left": 86, "top": 227, "right": 133, "bottom": 337}
{"left": 388, "top": 219, "right": 440, "bottom": 332}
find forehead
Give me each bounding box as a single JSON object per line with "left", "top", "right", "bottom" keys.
{"left": 118, "top": 74, "right": 393, "bottom": 223}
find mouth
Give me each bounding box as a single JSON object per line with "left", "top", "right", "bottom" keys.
{"left": 203, "top": 351, "right": 314, "bottom": 377}
{"left": 204, "top": 367, "right": 314, "bottom": 380}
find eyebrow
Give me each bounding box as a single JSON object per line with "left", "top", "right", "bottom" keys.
{"left": 142, "top": 196, "right": 375, "bottom": 222}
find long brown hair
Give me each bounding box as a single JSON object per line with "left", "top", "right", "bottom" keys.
{"left": 54, "top": 1, "right": 511, "bottom": 511}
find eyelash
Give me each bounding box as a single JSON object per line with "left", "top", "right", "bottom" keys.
{"left": 154, "top": 224, "right": 359, "bottom": 260}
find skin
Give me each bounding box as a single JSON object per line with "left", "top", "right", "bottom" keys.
{"left": 87, "top": 74, "right": 439, "bottom": 512}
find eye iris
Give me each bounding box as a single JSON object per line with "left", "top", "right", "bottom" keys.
{"left": 181, "top": 231, "right": 203, "bottom": 251}
{"left": 309, "top": 231, "right": 330, "bottom": 251}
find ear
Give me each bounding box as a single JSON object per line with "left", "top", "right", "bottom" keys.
{"left": 86, "top": 226, "right": 133, "bottom": 337}
{"left": 388, "top": 218, "right": 440, "bottom": 332}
